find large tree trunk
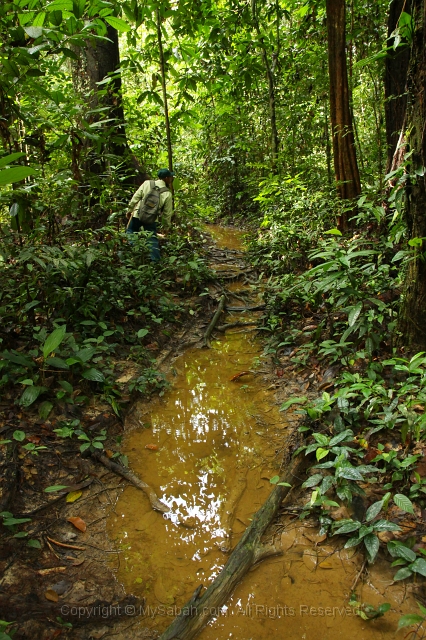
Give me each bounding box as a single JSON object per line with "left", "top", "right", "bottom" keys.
{"left": 385, "top": 0, "right": 412, "bottom": 172}
{"left": 251, "top": 0, "right": 279, "bottom": 172}
{"left": 157, "top": 8, "right": 173, "bottom": 173}
{"left": 398, "top": 0, "right": 426, "bottom": 349}
{"left": 326, "top": 0, "right": 361, "bottom": 227}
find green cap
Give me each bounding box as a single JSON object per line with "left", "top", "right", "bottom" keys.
{"left": 158, "top": 168, "right": 175, "bottom": 179}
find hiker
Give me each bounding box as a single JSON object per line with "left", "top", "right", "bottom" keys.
{"left": 126, "top": 168, "right": 174, "bottom": 262}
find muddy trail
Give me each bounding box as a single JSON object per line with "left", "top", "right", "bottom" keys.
{"left": 107, "top": 226, "right": 420, "bottom": 640}
{"left": 0, "top": 225, "right": 421, "bottom": 640}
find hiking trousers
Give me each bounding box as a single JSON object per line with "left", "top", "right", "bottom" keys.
{"left": 126, "top": 217, "right": 160, "bottom": 262}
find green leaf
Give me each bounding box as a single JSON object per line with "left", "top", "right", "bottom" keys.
{"left": 302, "top": 474, "right": 323, "bottom": 489}
{"left": 13, "top": 430, "right": 26, "bottom": 442}
{"left": 365, "top": 500, "right": 383, "bottom": 522}
{"left": 372, "top": 520, "right": 400, "bottom": 532}
{"left": 270, "top": 475, "right": 280, "bottom": 484}
{"left": 398, "top": 614, "right": 425, "bottom": 629}
{"left": 28, "top": 539, "right": 42, "bottom": 549}
{"left": 2, "top": 517, "right": 31, "bottom": 526}
{"left": 324, "top": 229, "right": 342, "bottom": 236}
{"left": 0, "top": 166, "right": 36, "bottom": 186}
{"left": 0, "top": 152, "right": 26, "bottom": 169}
{"left": 336, "top": 467, "right": 364, "bottom": 481}
{"left": 410, "top": 558, "right": 426, "bottom": 577}
{"left": 348, "top": 303, "right": 363, "bottom": 327}
{"left": 333, "top": 521, "right": 361, "bottom": 535}
{"left": 82, "top": 368, "right": 105, "bottom": 382}
{"left": 279, "top": 396, "right": 307, "bottom": 411}
{"left": 364, "top": 533, "right": 379, "bottom": 563}
{"left": 393, "top": 567, "right": 413, "bottom": 581}
{"left": 19, "top": 386, "right": 46, "bottom": 407}
{"left": 316, "top": 448, "right": 329, "bottom": 461}
{"left": 393, "top": 493, "right": 415, "bottom": 514}
{"left": 137, "top": 328, "right": 149, "bottom": 338}
{"left": 44, "top": 485, "right": 68, "bottom": 492}
{"left": 388, "top": 541, "right": 416, "bottom": 562}
{"left": 329, "top": 430, "right": 353, "bottom": 446}
{"left": 1, "top": 350, "right": 34, "bottom": 367}
{"left": 45, "top": 357, "right": 69, "bottom": 370}
{"left": 59, "top": 380, "right": 73, "bottom": 393}
{"left": 43, "top": 325, "right": 67, "bottom": 359}
{"left": 104, "top": 15, "right": 131, "bottom": 32}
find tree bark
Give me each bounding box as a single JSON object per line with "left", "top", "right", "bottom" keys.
{"left": 326, "top": 0, "right": 361, "bottom": 227}
{"left": 251, "top": 0, "right": 279, "bottom": 172}
{"left": 385, "top": 0, "right": 412, "bottom": 172}
{"left": 398, "top": 0, "right": 426, "bottom": 349}
{"left": 157, "top": 8, "right": 173, "bottom": 173}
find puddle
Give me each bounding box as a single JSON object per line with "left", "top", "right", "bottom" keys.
{"left": 108, "top": 331, "right": 286, "bottom": 631}
{"left": 204, "top": 224, "right": 245, "bottom": 251}
{"left": 107, "top": 226, "right": 418, "bottom": 639}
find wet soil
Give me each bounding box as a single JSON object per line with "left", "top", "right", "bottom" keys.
{"left": 106, "top": 225, "right": 421, "bottom": 640}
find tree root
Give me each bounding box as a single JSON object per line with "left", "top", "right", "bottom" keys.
{"left": 90, "top": 450, "right": 170, "bottom": 514}
{"left": 203, "top": 294, "right": 226, "bottom": 347}
{"left": 157, "top": 454, "right": 308, "bottom": 640}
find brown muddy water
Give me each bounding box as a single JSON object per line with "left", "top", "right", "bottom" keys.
{"left": 108, "top": 226, "right": 418, "bottom": 639}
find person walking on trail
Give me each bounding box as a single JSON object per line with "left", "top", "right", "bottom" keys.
{"left": 126, "top": 168, "right": 174, "bottom": 262}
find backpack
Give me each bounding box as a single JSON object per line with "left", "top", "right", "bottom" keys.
{"left": 138, "top": 180, "right": 169, "bottom": 224}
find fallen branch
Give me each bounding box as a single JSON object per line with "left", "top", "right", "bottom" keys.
{"left": 203, "top": 294, "right": 226, "bottom": 347}
{"left": 225, "top": 304, "right": 265, "bottom": 312}
{"left": 46, "top": 536, "right": 86, "bottom": 551}
{"left": 158, "top": 454, "right": 307, "bottom": 640}
{"left": 90, "top": 450, "right": 170, "bottom": 514}
{"left": 216, "top": 322, "right": 257, "bottom": 332}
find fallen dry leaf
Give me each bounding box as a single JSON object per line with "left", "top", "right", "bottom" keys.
{"left": 105, "top": 449, "right": 114, "bottom": 458}
{"left": 67, "top": 516, "right": 87, "bottom": 533}
{"left": 145, "top": 444, "right": 158, "bottom": 451}
{"left": 230, "top": 371, "right": 252, "bottom": 381}
{"left": 66, "top": 490, "right": 82, "bottom": 503}
{"left": 45, "top": 589, "right": 59, "bottom": 602}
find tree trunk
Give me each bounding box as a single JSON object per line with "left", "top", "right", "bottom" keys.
{"left": 385, "top": 0, "right": 412, "bottom": 173}
{"left": 157, "top": 8, "right": 173, "bottom": 173}
{"left": 326, "top": 0, "right": 361, "bottom": 227}
{"left": 398, "top": 0, "right": 426, "bottom": 349}
{"left": 251, "top": 0, "right": 279, "bottom": 172}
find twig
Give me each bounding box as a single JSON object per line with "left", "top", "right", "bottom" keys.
{"left": 46, "top": 536, "right": 86, "bottom": 551}
{"left": 203, "top": 294, "right": 226, "bottom": 347}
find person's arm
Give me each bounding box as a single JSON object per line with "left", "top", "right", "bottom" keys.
{"left": 160, "top": 192, "right": 173, "bottom": 229}
{"left": 126, "top": 183, "right": 146, "bottom": 218}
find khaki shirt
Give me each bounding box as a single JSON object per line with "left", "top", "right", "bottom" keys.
{"left": 127, "top": 179, "right": 173, "bottom": 228}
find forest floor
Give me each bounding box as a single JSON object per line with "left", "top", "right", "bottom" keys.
{"left": 0, "top": 225, "right": 422, "bottom": 640}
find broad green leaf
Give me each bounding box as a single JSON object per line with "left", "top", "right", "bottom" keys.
{"left": 348, "top": 303, "right": 363, "bottom": 327}
{"left": 302, "top": 474, "right": 323, "bottom": 489}
{"left": 324, "top": 229, "right": 342, "bottom": 236}
{"left": 398, "top": 614, "right": 425, "bottom": 629}
{"left": 46, "top": 0, "right": 73, "bottom": 10}
{"left": 313, "top": 433, "right": 329, "bottom": 446}
{"left": 42, "top": 325, "right": 67, "bottom": 358}
{"left": 13, "top": 430, "right": 26, "bottom": 442}
{"left": 0, "top": 166, "right": 35, "bottom": 186}
{"left": 137, "top": 328, "right": 149, "bottom": 338}
{"left": 28, "top": 539, "right": 42, "bottom": 549}
{"left": 19, "top": 386, "right": 46, "bottom": 407}
{"left": 410, "top": 558, "right": 426, "bottom": 577}
{"left": 82, "top": 368, "right": 105, "bottom": 382}
{"left": 104, "top": 15, "right": 131, "bottom": 32}
{"left": 329, "top": 429, "right": 353, "bottom": 446}
{"left": 393, "top": 493, "right": 415, "bottom": 514}
{"left": 45, "top": 357, "right": 69, "bottom": 369}
{"left": 393, "top": 567, "right": 413, "bottom": 581}
{"left": 373, "top": 520, "right": 400, "bottom": 532}
{"left": 336, "top": 467, "right": 364, "bottom": 481}
{"left": 333, "top": 521, "right": 361, "bottom": 535}
{"left": 364, "top": 533, "right": 379, "bottom": 563}
{"left": 1, "top": 350, "right": 34, "bottom": 368}
{"left": 316, "top": 448, "right": 329, "bottom": 461}
{"left": 365, "top": 500, "right": 383, "bottom": 522}
{"left": 2, "top": 517, "right": 31, "bottom": 526}
{"left": 0, "top": 153, "right": 25, "bottom": 169}
{"left": 270, "top": 475, "right": 280, "bottom": 484}
{"left": 279, "top": 396, "right": 308, "bottom": 412}
{"left": 388, "top": 541, "right": 416, "bottom": 562}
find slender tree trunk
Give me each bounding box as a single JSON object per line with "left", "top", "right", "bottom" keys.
{"left": 157, "top": 8, "right": 173, "bottom": 172}
{"left": 385, "top": 0, "right": 412, "bottom": 172}
{"left": 398, "top": 0, "right": 426, "bottom": 349}
{"left": 326, "top": 0, "right": 361, "bottom": 227}
{"left": 251, "top": 0, "right": 279, "bottom": 172}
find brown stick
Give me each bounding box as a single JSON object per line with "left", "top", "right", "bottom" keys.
{"left": 46, "top": 536, "right": 86, "bottom": 551}
{"left": 90, "top": 450, "right": 170, "bottom": 514}
{"left": 158, "top": 454, "right": 308, "bottom": 640}
{"left": 203, "top": 294, "right": 226, "bottom": 347}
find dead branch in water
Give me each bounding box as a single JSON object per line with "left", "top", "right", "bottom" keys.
{"left": 157, "top": 454, "right": 308, "bottom": 640}
{"left": 203, "top": 294, "right": 226, "bottom": 347}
